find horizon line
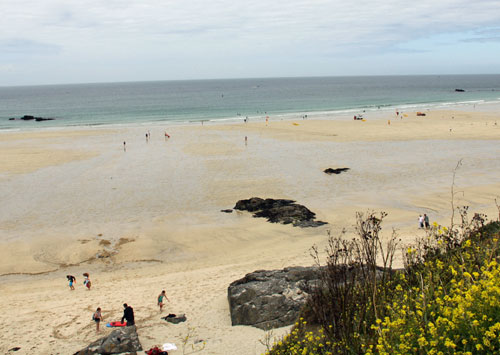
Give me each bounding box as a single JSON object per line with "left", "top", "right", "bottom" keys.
{"left": 1, "top": 73, "right": 500, "bottom": 89}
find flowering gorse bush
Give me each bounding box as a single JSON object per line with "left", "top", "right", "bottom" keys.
{"left": 266, "top": 209, "right": 500, "bottom": 355}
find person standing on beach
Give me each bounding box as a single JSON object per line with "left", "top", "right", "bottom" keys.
{"left": 67, "top": 275, "right": 76, "bottom": 290}
{"left": 93, "top": 307, "right": 103, "bottom": 333}
{"left": 122, "top": 303, "right": 135, "bottom": 326}
{"left": 418, "top": 215, "right": 424, "bottom": 229}
{"left": 123, "top": 141, "right": 126, "bottom": 152}
{"left": 157, "top": 290, "right": 169, "bottom": 312}
{"left": 83, "top": 273, "right": 91, "bottom": 290}
{"left": 424, "top": 214, "right": 430, "bottom": 229}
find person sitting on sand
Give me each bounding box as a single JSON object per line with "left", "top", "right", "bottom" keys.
{"left": 67, "top": 275, "right": 76, "bottom": 290}
{"left": 122, "top": 303, "right": 135, "bottom": 326}
{"left": 157, "top": 290, "right": 170, "bottom": 312}
{"left": 83, "top": 273, "right": 91, "bottom": 290}
{"left": 93, "top": 307, "right": 103, "bottom": 333}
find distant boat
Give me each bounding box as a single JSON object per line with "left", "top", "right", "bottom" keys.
{"left": 455, "top": 89, "right": 465, "bottom": 92}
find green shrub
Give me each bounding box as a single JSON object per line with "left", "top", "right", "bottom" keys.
{"left": 266, "top": 209, "right": 500, "bottom": 355}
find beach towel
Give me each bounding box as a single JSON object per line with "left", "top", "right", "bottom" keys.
{"left": 163, "top": 343, "right": 177, "bottom": 351}
{"left": 106, "top": 321, "right": 127, "bottom": 327}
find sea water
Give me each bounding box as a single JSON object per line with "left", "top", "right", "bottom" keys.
{"left": 0, "top": 75, "right": 499, "bottom": 130}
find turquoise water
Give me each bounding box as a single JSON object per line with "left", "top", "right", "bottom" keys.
{"left": 0, "top": 75, "right": 499, "bottom": 130}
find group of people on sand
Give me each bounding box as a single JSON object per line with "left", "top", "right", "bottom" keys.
{"left": 91, "top": 303, "right": 136, "bottom": 333}
{"left": 66, "top": 273, "right": 91, "bottom": 291}
{"left": 67, "top": 273, "right": 171, "bottom": 333}
{"left": 86, "top": 289, "right": 169, "bottom": 333}
{"left": 124, "top": 130, "right": 170, "bottom": 151}
{"left": 418, "top": 214, "right": 430, "bottom": 229}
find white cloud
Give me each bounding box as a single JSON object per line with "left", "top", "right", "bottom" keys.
{"left": 0, "top": 0, "right": 499, "bottom": 84}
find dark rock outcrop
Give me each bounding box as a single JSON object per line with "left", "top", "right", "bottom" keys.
{"left": 324, "top": 168, "right": 349, "bottom": 175}
{"left": 234, "top": 197, "right": 327, "bottom": 227}
{"left": 74, "top": 325, "right": 142, "bottom": 355}
{"left": 8, "top": 115, "right": 55, "bottom": 122}
{"left": 220, "top": 209, "right": 233, "bottom": 213}
{"left": 227, "top": 266, "right": 321, "bottom": 330}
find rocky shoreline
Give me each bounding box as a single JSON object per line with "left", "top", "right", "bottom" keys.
{"left": 8, "top": 115, "right": 55, "bottom": 122}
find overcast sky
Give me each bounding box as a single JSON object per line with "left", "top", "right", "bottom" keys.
{"left": 1, "top": 0, "right": 500, "bottom": 86}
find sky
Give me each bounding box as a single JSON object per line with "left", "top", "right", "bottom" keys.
{"left": 1, "top": 0, "right": 500, "bottom": 86}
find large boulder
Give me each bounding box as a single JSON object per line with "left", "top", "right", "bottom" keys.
{"left": 233, "top": 198, "right": 327, "bottom": 227}
{"left": 74, "top": 325, "right": 142, "bottom": 355}
{"left": 228, "top": 266, "right": 321, "bottom": 330}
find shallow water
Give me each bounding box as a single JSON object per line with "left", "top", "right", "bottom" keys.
{"left": 1, "top": 75, "right": 499, "bottom": 130}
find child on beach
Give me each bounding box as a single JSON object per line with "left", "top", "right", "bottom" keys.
{"left": 67, "top": 275, "right": 76, "bottom": 290}
{"left": 83, "top": 273, "right": 91, "bottom": 290}
{"left": 157, "top": 290, "right": 170, "bottom": 312}
{"left": 93, "top": 307, "right": 103, "bottom": 332}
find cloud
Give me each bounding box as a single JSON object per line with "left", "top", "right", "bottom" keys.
{"left": 462, "top": 36, "right": 500, "bottom": 43}
{"left": 0, "top": 39, "right": 61, "bottom": 55}
{"left": 3, "top": 0, "right": 500, "bottom": 50}
{"left": 0, "top": 64, "right": 15, "bottom": 72}
{"left": 0, "top": 0, "right": 499, "bottom": 84}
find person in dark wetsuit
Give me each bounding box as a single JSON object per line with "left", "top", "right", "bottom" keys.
{"left": 121, "top": 303, "right": 135, "bottom": 326}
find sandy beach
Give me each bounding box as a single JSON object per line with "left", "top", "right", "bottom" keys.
{"left": 1, "top": 107, "right": 500, "bottom": 354}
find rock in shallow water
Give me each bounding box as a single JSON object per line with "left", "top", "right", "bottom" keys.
{"left": 233, "top": 197, "right": 327, "bottom": 227}
{"left": 8, "top": 115, "right": 55, "bottom": 122}
{"left": 324, "top": 167, "right": 349, "bottom": 175}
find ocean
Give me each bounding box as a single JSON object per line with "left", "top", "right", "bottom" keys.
{"left": 1, "top": 75, "right": 499, "bottom": 130}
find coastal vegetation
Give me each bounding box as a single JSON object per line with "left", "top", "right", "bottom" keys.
{"left": 265, "top": 207, "right": 500, "bottom": 355}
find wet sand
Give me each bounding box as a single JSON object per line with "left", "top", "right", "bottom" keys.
{"left": 1, "top": 108, "right": 500, "bottom": 354}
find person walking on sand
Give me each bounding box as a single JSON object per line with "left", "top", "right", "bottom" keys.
{"left": 83, "top": 273, "right": 91, "bottom": 290}
{"left": 418, "top": 215, "right": 424, "bottom": 229}
{"left": 123, "top": 141, "right": 126, "bottom": 152}
{"left": 122, "top": 303, "right": 135, "bottom": 326}
{"left": 67, "top": 275, "right": 76, "bottom": 290}
{"left": 424, "top": 214, "right": 430, "bottom": 229}
{"left": 93, "top": 307, "right": 103, "bottom": 333}
{"left": 157, "top": 290, "right": 170, "bottom": 312}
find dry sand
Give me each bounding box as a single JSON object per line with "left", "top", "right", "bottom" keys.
{"left": 1, "top": 108, "right": 500, "bottom": 354}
